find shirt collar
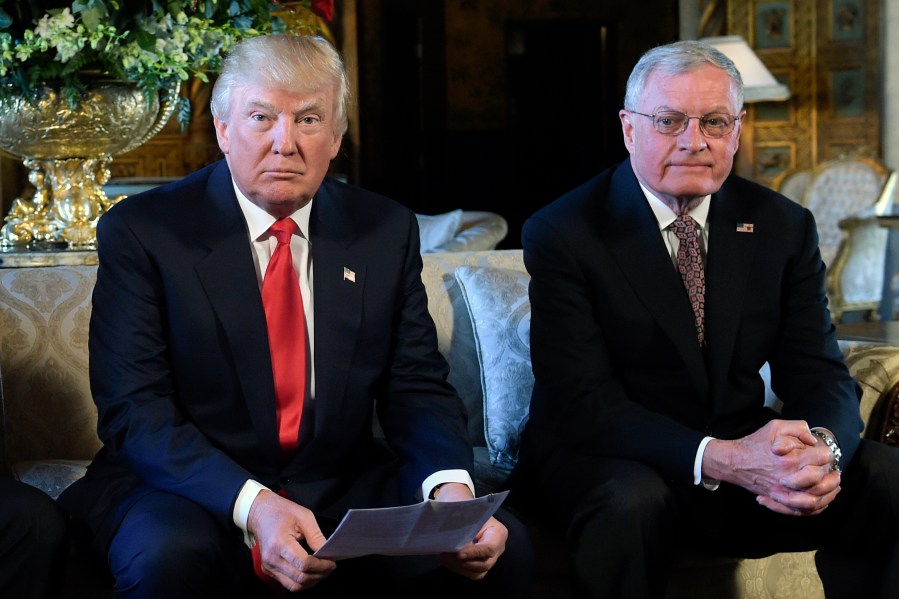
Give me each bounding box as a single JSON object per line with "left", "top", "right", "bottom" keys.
{"left": 232, "top": 180, "right": 313, "bottom": 242}
{"left": 638, "top": 181, "right": 710, "bottom": 231}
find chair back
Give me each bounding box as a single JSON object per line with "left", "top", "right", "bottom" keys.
{"left": 772, "top": 167, "right": 813, "bottom": 205}
{"left": 803, "top": 154, "right": 891, "bottom": 267}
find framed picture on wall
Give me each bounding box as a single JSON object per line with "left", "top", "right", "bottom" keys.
{"left": 826, "top": 143, "right": 869, "bottom": 161}
{"left": 831, "top": 0, "right": 864, "bottom": 42}
{"left": 754, "top": 71, "right": 794, "bottom": 123}
{"left": 754, "top": 143, "right": 795, "bottom": 180}
{"left": 831, "top": 68, "right": 864, "bottom": 118}
{"left": 754, "top": 1, "right": 791, "bottom": 49}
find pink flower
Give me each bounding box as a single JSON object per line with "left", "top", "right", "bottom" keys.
{"left": 310, "top": 0, "right": 334, "bottom": 21}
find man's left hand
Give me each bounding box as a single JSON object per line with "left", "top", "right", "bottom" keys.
{"left": 431, "top": 483, "right": 508, "bottom": 579}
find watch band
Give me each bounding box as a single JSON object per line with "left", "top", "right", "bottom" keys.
{"left": 811, "top": 427, "right": 842, "bottom": 473}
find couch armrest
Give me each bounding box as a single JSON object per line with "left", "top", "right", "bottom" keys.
{"left": 840, "top": 341, "right": 899, "bottom": 436}
{"left": 431, "top": 211, "right": 508, "bottom": 253}
{"left": 865, "top": 381, "right": 899, "bottom": 446}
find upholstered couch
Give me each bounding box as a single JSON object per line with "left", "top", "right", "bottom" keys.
{"left": 3, "top": 249, "right": 899, "bottom": 598}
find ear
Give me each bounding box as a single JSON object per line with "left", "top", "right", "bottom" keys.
{"left": 328, "top": 131, "right": 343, "bottom": 160}
{"left": 619, "top": 109, "right": 636, "bottom": 153}
{"left": 733, "top": 109, "right": 748, "bottom": 153}
{"left": 213, "top": 117, "right": 230, "bottom": 155}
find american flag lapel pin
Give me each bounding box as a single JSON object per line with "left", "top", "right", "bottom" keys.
{"left": 343, "top": 267, "right": 356, "bottom": 283}
{"left": 736, "top": 223, "right": 754, "bottom": 233}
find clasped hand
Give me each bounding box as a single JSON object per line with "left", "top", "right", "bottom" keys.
{"left": 704, "top": 419, "right": 841, "bottom": 516}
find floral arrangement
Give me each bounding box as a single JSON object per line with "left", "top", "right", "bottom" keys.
{"left": 0, "top": 0, "right": 334, "bottom": 127}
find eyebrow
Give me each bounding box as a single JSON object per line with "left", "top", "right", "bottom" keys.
{"left": 244, "top": 97, "right": 324, "bottom": 118}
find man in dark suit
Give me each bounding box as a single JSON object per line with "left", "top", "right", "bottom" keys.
{"left": 58, "top": 33, "right": 531, "bottom": 598}
{"left": 509, "top": 39, "right": 899, "bottom": 598}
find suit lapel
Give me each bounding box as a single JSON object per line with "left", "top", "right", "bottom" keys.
{"left": 192, "top": 163, "right": 281, "bottom": 452}
{"left": 605, "top": 163, "right": 709, "bottom": 395}
{"left": 308, "top": 181, "right": 365, "bottom": 435}
{"left": 704, "top": 183, "right": 759, "bottom": 399}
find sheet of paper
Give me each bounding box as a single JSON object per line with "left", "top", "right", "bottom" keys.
{"left": 314, "top": 490, "right": 509, "bottom": 560}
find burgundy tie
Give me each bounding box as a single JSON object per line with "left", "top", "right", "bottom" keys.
{"left": 672, "top": 215, "right": 706, "bottom": 345}
{"left": 261, "top": 218, "right": 306, "bottom": 453}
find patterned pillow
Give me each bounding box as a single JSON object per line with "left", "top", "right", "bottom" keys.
{"left": 454, "top": 266, "right": 533, "bottom": 471}
{"left": 416, "top": 209, "right": 464, "bottom": 253}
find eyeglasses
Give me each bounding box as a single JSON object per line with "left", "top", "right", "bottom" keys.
{"left": 629, "top": 110, "right": 741, "bottom": 138}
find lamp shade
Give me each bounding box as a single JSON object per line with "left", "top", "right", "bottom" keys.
{"left": 700, "top": 35, "right": 791, "bottom": 102}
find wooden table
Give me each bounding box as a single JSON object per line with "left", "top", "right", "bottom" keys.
{"left": 836, "top": 320, "right": 899, "bottom": 344}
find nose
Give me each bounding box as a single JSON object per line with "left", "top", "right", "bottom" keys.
{"left": 273, "top": 118, "right": 298, "bottom": 155}
{"left": 679, "top": 118, "right": 707, "bottom": 151}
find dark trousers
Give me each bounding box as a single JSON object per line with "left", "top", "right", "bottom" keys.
{"left": 100, "top": 491, "right": 534, "bottom": 598}
{"left": 517, "top": 438, "right": 899, "bottom": 599}
{"left": 0, "top": 477, "right": 69, "bottom": 599}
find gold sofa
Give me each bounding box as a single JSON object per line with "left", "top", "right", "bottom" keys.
{"left": 2, "top": 251, "right": 899, "bottom": 598}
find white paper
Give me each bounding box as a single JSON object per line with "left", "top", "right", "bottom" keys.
{"left": 314, "top": 490, "right": 509, "bottom": 560}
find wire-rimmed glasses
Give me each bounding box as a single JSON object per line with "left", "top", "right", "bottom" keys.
{"left": 629, "top": 110, "right": 741, "bottom": 137}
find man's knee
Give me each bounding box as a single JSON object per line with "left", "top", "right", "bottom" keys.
{"left": 108, "top": 493, "right": 240, "bottom": 596}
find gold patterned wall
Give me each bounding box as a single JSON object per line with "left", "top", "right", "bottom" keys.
{"left": 727, "top": 0, "right": 881, "bottom": 186}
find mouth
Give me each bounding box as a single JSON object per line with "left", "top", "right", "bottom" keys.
{"left": 264, "top": 169, "right": 303, "bottom": 178}
{"left": 669, "top": 163, "right": 711, "bottom": 169}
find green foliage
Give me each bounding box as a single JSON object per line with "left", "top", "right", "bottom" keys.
{"left": 0, "top": 1, "right": 325, "bottom": 128}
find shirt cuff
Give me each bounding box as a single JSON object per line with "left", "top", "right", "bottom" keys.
{"left": 694, "top": 436, "right": 720, "bottom": 490}
{"left": 421, "top": 469, "right": 475, "bottom": 501}
{"left": 232, "top": 479, "right": 269, "bottom": 548}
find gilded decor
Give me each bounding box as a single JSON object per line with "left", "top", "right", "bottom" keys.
{"left": 0, "top": 81, "right": 179, "bottom": 248}
{"left": 727, "top": 0, "right": 881, "bottom": 184}
{"left": 0, "top": 1, "right": 336, "bottom": 250}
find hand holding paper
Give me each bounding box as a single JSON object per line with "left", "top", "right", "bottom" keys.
{"left": 314, "top": 491, "right": 509, "bottom": 560}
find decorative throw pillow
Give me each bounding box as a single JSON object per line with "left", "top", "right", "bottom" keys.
{"left": 416, "top": 209, "right": 464, "bottom": 253}
{"left": 454, "top": 265, "right": 533, "bottom": 471}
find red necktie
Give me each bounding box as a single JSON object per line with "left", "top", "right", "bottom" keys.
{"left": 262, "top": 218, "right": 306, "bottom": 453}
{"left": 254, "top": 219, "right": 306, "bottom": 585}
{"left": 672, "top": 215, "right": 706, "bottom": 346}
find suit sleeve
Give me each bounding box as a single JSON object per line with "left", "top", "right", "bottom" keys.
{"left": 89, "top": 207, "right": 253, "bottom": 524}
{"left": 373, "top": 212, "right": 474, "bottom": 501}
{"left": 764, "top": 208, "right": 863, "bottom": 465}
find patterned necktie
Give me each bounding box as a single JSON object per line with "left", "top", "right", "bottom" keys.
{"left": 672, "top": 215, "right": 706, "bottom": 346}
{"left": 261, "top": 218, "right": 306, "bottom": 453}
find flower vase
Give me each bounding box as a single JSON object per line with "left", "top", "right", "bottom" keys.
{"left": 0, "top": 79, "right": 180, "bottom": 249}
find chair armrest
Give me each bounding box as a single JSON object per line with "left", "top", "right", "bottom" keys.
{"left": 827, "top": 213, "right": 888, "bottom": 321}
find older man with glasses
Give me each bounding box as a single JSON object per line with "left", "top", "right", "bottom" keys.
{"left": 507, "top": 39, "right": 899, "bottom": 599}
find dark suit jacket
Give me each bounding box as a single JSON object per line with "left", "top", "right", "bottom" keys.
{"left": 59, "top": 160, "right": 473, "bottom": 551}
{"left": 515, "top": 159, "right": 863, "bottom": 486}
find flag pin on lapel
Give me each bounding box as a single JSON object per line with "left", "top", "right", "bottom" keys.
{"left": 343, "top": 267, "right": 356, "bottom": 283}
{"left": 736, "top": 223, "right": 754, "bottom": 233}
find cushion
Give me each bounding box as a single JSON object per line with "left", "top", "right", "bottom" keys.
{"left": 454, "top": 265, "right": 533, "bottom": 471}
{"left": 416, "top": 209, "right": 463, "bottom": 253}
{"left": 12, "top": 459, "right": 89, "bottom": 500}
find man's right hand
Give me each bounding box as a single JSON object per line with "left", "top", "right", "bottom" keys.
{"left": 248, "top": 489, "right": 336, "bottom": 592}
{"left": 703, "top": 419, "right": 841, "bottom": 516}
